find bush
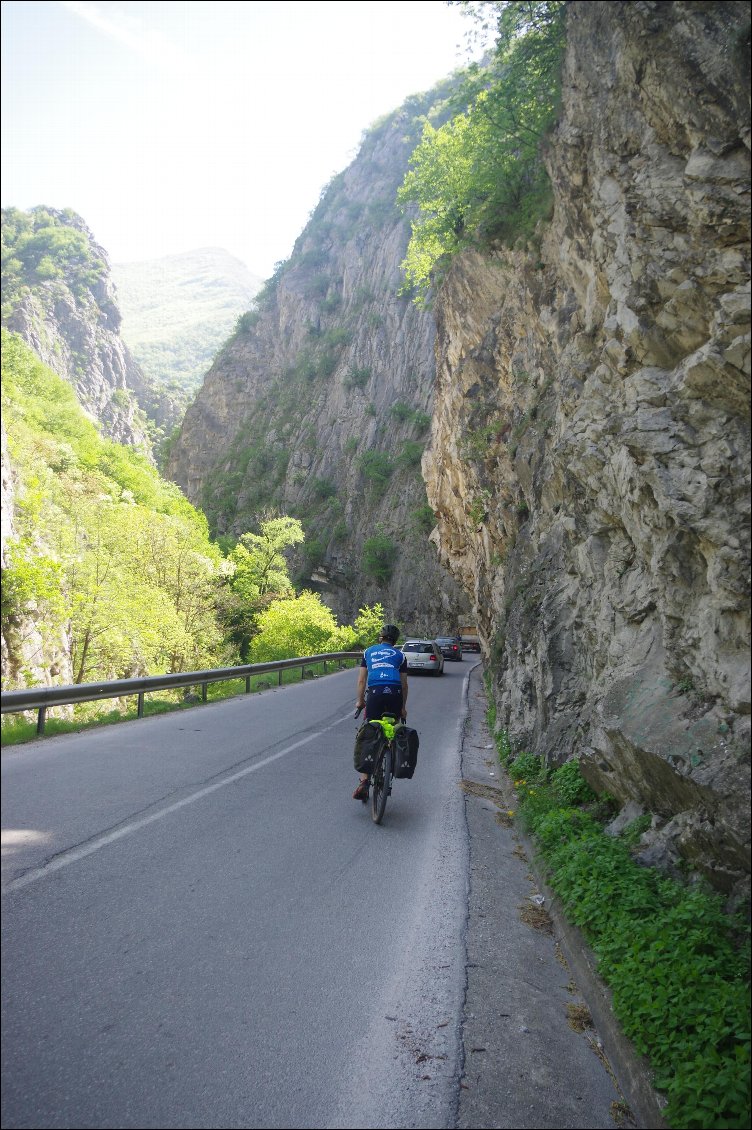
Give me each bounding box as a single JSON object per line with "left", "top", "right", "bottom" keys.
{"left": 551, "top": 760, "right": 597, "bottom": 806}
{"left": 362, "top": 535, "right": 398, "bottom": 584}
{"left": 359, "top": 451, "right": 394, "bottom": 490}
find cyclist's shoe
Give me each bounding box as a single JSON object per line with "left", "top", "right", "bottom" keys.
{"left": 353, "top": 779, "right": 369, "bottom": 802}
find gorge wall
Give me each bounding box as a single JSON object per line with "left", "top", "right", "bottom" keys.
{"left": 425, "top": 0, "right": 750, "bottom": 899}
{"left": 167, "top": 81, "right": 470, "bottom": 632}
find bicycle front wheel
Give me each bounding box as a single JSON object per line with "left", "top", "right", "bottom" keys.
{"left": 371, "top": 745, "right": 392, "bottom": 824}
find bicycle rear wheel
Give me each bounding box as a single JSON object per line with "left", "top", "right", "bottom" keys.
{"left": 371, "top": 745, "right": 392, "bottom": 824}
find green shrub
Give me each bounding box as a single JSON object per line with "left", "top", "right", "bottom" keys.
{"left": 362, "top": 534, "right": 398, "bottom": 584}
{"left": 411, "top": 504, "right": 435, "bottom": 535}
{"left": 344, "top": 366, "right": 371, "bottom": 390}
{"left": 509, "top": 750, "right": 544, "bottom": 781}
{"left": 398, "top": 441, "right": 423, "bottom": 468}
{"left": 510, "top": 766, "right": 751, "bottom": 1130}
{"left": 390, "top": 401, "right": 414, "bottom": 422}
{"left": 311, "top": 478, "right": 337, "bottom": 500}
{"left": 550, "top": 760, "right": 597, "bottom": 806}
{"left": 359, "top": 451, "right": 394, "bottom": 490}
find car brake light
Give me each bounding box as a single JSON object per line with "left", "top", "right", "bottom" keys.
{"left": 429, "top": 655, "right": 436, "bottom": 661}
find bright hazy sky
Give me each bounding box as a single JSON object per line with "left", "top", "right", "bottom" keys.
{"left": 2, "top": 0, "right": 485, "bottom": 278}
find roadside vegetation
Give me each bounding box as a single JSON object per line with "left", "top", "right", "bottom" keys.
{"left": 1, "top": 331, "right": 387, "bottom": 731}
{"left": 486, "top": 699, "right": 751, "bottom": 1130}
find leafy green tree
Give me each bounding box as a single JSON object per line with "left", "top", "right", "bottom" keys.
{"left": 397, "top": 1, "right": 565, "bottom": 299}
{"left": 326, "top": 603, "right": 387, "bottom": 651}
{"left": 219, "top": 514, "right": 305, "bottom": 660}
{"left": 2, "top": 331, "right": 229, "bottom": 686}
{"left": 2, "top": 206, "right": 107, "bottom": 314}
{"left": 352, "top": 603, "right": 387, "bottom": 646}
{"left": 249, "top": 590, "right": 339, "bottom": 661}
{"left": 230, "top": 515, "right": 304, "bottom": 600}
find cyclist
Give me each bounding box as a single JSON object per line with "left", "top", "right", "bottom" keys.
{"left": 353, "top": 623, "right": 408, "bottom": 800}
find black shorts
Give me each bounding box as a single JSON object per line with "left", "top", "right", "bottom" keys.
{"left": 365, "top": 684, "right": 403, "bottom": 721}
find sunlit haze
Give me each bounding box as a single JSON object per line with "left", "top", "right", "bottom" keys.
{"left": 1, "top": 0, "right": 485, "bottom": 277}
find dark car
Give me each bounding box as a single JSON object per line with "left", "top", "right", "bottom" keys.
{"left": 435, "top": 636, "right": 463, "bottom": 661}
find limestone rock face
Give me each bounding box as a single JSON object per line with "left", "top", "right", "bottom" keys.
{"left": 424, "top": 1, "right": 750, "bottom": 899}
{"left": 167, "top": 91, "right": 469, "bottom": 630}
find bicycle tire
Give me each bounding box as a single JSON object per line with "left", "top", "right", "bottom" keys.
{"left": 371, "top": 744, "right": 391, "bottom": 824}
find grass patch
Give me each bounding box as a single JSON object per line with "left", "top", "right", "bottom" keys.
{"left": 491, "top": 728, "right": 751, "bottom": 1130}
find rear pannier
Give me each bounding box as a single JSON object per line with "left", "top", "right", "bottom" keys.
{"left": 392, "top": 724, "right": 419, "bottom": 779}
{"left": 353, "top": 721, "right": 386, "bottom": 774}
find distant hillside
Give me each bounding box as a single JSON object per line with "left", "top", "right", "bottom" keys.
{"left": 112, "top": 248, "right": 262, "bottom": 399}
{"left": 1, "top": 206, "right": 158, "bottom": 452}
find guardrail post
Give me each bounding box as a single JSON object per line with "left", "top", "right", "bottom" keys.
{"left": 278, "top": 669, "right": 282, "bottom": 686}
{"left": 137, "top": 693, "right": 144, "bottom": 718}
{"left": 37, "top": 707, "right": 46, "bottom": 736}
{"left": 245, "top": 675, "right": 251, "bottom": 693}
{"left": 202, "top": 683, "right": 208, "bottom": 703}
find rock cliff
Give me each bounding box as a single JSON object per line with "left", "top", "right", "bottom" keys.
{"left": 2, "top": 207, "right": 163, "bottom": 452}
{"left": 425, "top": 0, "right": 750, "bottom": 900}
{"left": 167, "top": 84, "right": 470, "bottom": 630}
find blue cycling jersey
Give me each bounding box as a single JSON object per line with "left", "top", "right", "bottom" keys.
{"left": 361, "top": 644, "right": 407, "bottom": 686}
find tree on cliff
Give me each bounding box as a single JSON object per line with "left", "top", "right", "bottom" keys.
{"left": 398, "top": 0, "right": 565, "bottom": 299}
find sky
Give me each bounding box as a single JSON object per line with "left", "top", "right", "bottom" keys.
{"left": 2, "top": 0, "right": 486, "bottom": 279}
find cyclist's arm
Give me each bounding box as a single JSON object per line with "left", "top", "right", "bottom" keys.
{"left": 356, "top": 665, "right": 367, "bottom": 707}
{"left": 400, "top": 671, "right": 408, "bottom": 718}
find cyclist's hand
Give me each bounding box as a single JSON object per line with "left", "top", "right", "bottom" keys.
{"left": 401, "top": 711, "right": 407, "bottom": 722}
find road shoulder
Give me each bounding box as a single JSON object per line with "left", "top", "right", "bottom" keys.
{"left": 457, "top": 662, "right": 666, "bottom": 1130}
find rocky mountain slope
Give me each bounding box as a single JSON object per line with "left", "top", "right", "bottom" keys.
{"left": 112, "top": 247, "right": 262, "bottom": 410}
{"left": 166, "top": 79, "right": 471, "bottom": 632}
{"left": 425, "top": 0, "right": 750, "bottom": 900}
{"left": 168, "top": 1, "right": 750, "bottom": 899}
{"left": 1, "top": 207, "right": 163, "bottom": 451}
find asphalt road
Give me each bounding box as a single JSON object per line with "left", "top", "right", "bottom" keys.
{"left": 2, "top": 660, "right": 647, "bottom": 1130}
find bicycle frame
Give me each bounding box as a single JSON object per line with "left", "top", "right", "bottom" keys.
{"left": 355, "top": 710, "right": 398, "bottom": 824}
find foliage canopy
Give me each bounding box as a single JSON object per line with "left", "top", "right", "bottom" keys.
{"left": 397, "top": 1, "right": 565, "bottom": 299}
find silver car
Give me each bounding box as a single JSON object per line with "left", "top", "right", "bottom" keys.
{"left": 402, "top": 639, "right": 444, "bottom": 676}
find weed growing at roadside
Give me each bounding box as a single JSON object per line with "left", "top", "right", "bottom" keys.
{"left": 491, "top": 730, "right": 751, "bottom": 1130}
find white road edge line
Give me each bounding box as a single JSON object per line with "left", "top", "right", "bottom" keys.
{"left": 3, "top": 712, "right": 353, "bottom": 894}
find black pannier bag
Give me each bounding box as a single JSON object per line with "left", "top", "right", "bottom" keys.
{"left": 353, "top": 721, "right": 386, "bottom": 774}
{"left": 392, "top": 724, "right": 419, "bottom": 779}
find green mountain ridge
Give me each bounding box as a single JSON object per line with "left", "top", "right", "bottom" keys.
{"left": 112, "top": 247, "right": 262, "bottom": 399}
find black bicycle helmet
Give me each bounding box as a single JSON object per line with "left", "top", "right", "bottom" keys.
{"left": 380, "top": 624, "right": 400, "bottom": 644}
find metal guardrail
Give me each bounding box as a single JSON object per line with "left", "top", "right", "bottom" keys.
{"left": 0, "top": 651, "right": 363, "bottom": 737}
